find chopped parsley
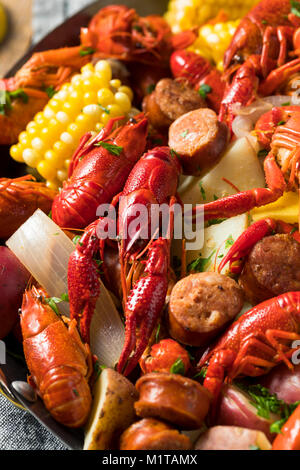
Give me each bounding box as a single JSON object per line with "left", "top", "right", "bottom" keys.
{"left": 95, "top": 141, "right": 123, "bottom": 156}
{"left": 170, "top": 148, "right": 180, "bottom": 160}
{"left": 155, "top": 324, "right": 161, "bottom": 344}
{"left": 278, "top": 120, "right": 286, "bottom": 126}
{"left": 281, "top": 101, "right": 291, "bottom": 106}
{"left": 258, "top": 149, "right": 268, "bottom": 158}
{"left": 291, "top": 0, "right": 300, "bottom": 17}
{"left": 207, "top": 218, "right": 226, "bottom": 227}
{"left": 236, "top": 382, "right": 300, "bottom": 434}
{"left": 73, "top": 388, "right": 79, "bottom": 397}
{"left": 94, "top": 360, "right": 107, "bottom": 380}
{"left": 44, "top": 86, "right": 56, "bottom": 99}
{"left": 170, "top": 358, "right": 185, "bottom": 375}
{"left": 199, "top": 181, "right": 206, "bottom": 200}
{"left": 146, "top": 83, "right": 156, "bottom": 94}
{"left": 98, "top": 104, "right": 110, "bottom": 114}
{"left": 0, "top": 88, "right": 28, "bottom": 115}
{"left": 225, "top": 234, "right": 234, "bottom": 250}
{"left": 193, "top": 368, "right": 207, "bottom": 379}
{"left": 187, "top": 250, "right": 216, "bottom": 273}
{"left": 261, "top": 19, "right": 268, "bottom": 24}
{"left": 180, "top": 129, "right": 189, "bottom": 138}
{"left": 79, "top": 47, "right": 96, "bottom": 57}
{"left": 249, "top": 445, "right": 261, "bottom": 450}
{"left": 198, "top": 83, "right": 212, "bottom": 99}
{"left": 44, "top": 293, "right": 69, "bottom": 315}
{"left": 72, "top": 235, "right": 83, "bottom": 246}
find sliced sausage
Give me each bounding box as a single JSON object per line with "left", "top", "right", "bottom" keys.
{"left": 168, "top": 108, "right": 229, "bottom": 176}
{"left": 120, "top": 418, "right": 192, "bottom": 450}
{"left": 143, "top": 78, "right": 205, "bottom": 131}
{"left": 239, "top": 234, "right": 300, "bottom": 304}
{"left": 135, "top": 372, "right": 211, "bottom": 429}
{"left": 195, "top": 426, "right": 272, "bottom": 450}
{"left": 168, "top": 272, "right": 244, "bottom": 347}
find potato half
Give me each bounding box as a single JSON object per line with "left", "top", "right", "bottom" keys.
{"left": 84, "top": 368, "right": 138, "bottom": 450}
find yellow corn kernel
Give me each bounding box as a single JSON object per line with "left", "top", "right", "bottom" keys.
{"left": 10, "top": 144, "right": 24, "bottom": 162}
{"left": 106, "top": 104, "right": 123, "bottom": 118}
{"left": 57, "top": 169, "right": 68, "bottom": 182}
{"left": 46, "top": 180, "right": 59, "bottom": 191}
{"left": 114, "top": 92, "right": 131, "bottom": 113}
{"left": 44, "top": 149, "right": 61, "bottom": 169}
{"left": 23, "top": 148, "right": 41, "bottom": 167}
{"left": 110, "top": 79, "right": 122, "bottom": 89}
{"left": 97, "top": 88, "right": 115, "bottom": 107}
{"left": 11, "top": 60, "right": 134, "bottom": 186}
{"left": 95, "top": 60, "right": 112, "bottom": 82}
{"left": 37, "top": 160, "right": 57, "bottom": 181}
{"left": 118, "top": 86, "right": 134, "bottom": 101}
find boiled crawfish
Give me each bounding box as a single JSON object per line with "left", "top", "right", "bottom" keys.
{"left": 198, "top": 292, "right": 300, "bottom": 406}
{"left": 21, "top": 286, "right": 92, "bottom": 428}
{"left": 52, "top": 114, "right": 148, "bottom": 229}
{"left": 67, "top": 146, "right": 182, "bottom": 376}
{"left": 81, "top": 5, "right": 196, "bottom": 67}
{"left": 0, "top": 47, "right": 91, "bottom": 145}
{"left": 219, "top": 0, "right": 300, "bottom": 126}
{"left": 0, "top": 175, "right": 56, "bottom": 239}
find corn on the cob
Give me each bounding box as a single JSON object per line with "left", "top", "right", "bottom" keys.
{"left": 190, "top": 20, "right": 240, "bottom": 71}
{"left": 10, "top": 61, "right": 134, "bottom": 190}
{"left": 165, "top": 0, "right": 260, "bottom": 33}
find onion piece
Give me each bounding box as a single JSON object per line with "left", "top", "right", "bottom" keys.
{"left": 6, "top": 209, "right": 125, "bottom": 368}
{"left": 232, "top": 95, "right": 298, "bottom": 139}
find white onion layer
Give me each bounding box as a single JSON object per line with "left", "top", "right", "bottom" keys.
{"left": 7, "top": 209, "right": 125, "bottom": 368}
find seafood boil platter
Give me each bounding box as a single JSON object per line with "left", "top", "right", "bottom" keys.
{"left": 0, "top": 0, "right": 300, "bottom": 451}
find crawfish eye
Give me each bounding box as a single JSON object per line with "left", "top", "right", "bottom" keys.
{"left": 233, "top": 53, "right": 244, "bottom": 65}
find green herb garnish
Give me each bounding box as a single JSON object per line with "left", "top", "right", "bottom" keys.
{"left": 187, "top": 250, "right": 216, "bottom": 273}
{"left": 236, "top": 382, "right": 300, "bottom": 433}
{"left": 180, "top": 129, "right": 189, "bottom": 138}
{"left": 155, "top": 324, "right": 161, "bottom": 344}
{"left": 45, "top": 293, "right": 69, "bottom": 315}
{"left": 95, "top": 141, "right": 123, "bottom": 156}
{"left": 44, "top": 86, "right": 56, "bottom": 99}
{"left": 98, "top": 104, "right": 110, "bottom": 114}
{"left": 258, "top": 149, "right": 268, "bottom": 158}
{"left": 291, "top": 0, "right": 300, "bottom": 17}
{"left": 72, "top": 235, "right": 83, "bottom": 246}
{"left": 170, "top": 358, "right": 185, "bottom": 375}
{"left": 207, "top": 218, "right": 226, "bottom": 227}
{"left": 225, "top": 235, "right": 234, "bottom": 250}
{"left": 249, "top": 445, "right": 261, "bottom": 450}
{"left": 199, "top": 181, "right": 206, "bottom": 200}
{"left": 281, "top": 101, "right": 291, "bottom": 106}
{"left": 198, "top": 83, "right": 212, "bottom": 99}
{"left": 79, "top": 47, "right": 96, "bottom": 57}
{"left": 146, "top": 83, "right": 156, "bottom": 94}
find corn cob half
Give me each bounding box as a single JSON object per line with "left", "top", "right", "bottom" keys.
{"left": 10, "top": 61, "right": 134, "bottom": 190}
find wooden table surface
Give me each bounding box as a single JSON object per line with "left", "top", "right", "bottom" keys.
{"left": 0, "top": 0, "right": 92, "bottom": 77}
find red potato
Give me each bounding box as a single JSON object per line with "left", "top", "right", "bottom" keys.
{"left": 195, "top": 426, "right": 272, "bottom": 450}
{"left": 217, "top": 385, "right": 280, "bottom": 442}
{"left": 0, "top": 247, "right": 30, "bottom": 339}
{"left": 260, "top": 364, "right": 300, "bottom": 404}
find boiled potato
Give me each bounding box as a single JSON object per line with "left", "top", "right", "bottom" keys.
{"left": 251, "top": 191, "right": 299, "bottom": 224}
{"left": 84, "top": 368, "right": 138, "bottom": 450}
{"left": 195, "top": 426, "right": 272, "bottom": 450}
{"left": 172, "top": 214, "right": 248, "bottom": 276}
{"left": 178, "top": 136, "right": 265, "bottom": 205}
